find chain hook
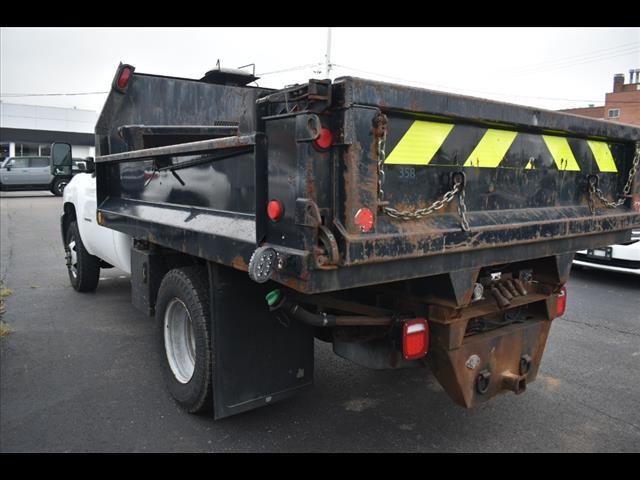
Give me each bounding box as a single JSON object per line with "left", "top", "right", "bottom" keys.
{"left": 588, "top": 144, "right": 638, "bottom": 211}
{"left": 375, "top": 125, "right": 470, "bottom": 231}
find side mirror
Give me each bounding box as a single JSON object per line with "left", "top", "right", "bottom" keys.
{"left": 85, "top": 157, "right": 96, "bottom": 174}
{"left": 5, "top": 165, "right": 11, "bottom": 171}
{"left": 50, "top": 142, "right": 72, "bottom": 176}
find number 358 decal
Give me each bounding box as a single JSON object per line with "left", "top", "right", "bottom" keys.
{"left": 398, "top": 167, "right": 416, "bottom": 179}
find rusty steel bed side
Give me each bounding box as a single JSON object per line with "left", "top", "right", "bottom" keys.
{"left": 94, "top": 73, "right": 640, "bottom": 295}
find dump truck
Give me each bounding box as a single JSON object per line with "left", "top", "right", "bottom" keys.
{"left": 55, "top": 63, "right": 640, "bottom": 419}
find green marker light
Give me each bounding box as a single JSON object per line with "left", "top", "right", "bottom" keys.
{"left": 265, "top": 289, "right": 282, "bottom": 307}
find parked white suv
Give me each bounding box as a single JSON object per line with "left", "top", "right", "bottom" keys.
{"left": 573, "top": 230, "right": 640, "bottom": 276}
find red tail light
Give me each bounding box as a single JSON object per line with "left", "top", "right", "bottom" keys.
{"left": 354, "top": 207, "right": 374, "bottom": 233}
{"left": 556, "top": 286, "right": 567, "bottom": 317}
{"left": 403, "top": 318, "right": 429, "bottom": 360}
{"left": 117, "top": 66, "right": 132, "bottom": 89}
{"left": 632, "top": 194, "right": 640, "bottom": 213}
{"left": 267, "top": 199, "right": 283, "bottom": 222}
{"left": 313, "top": 128, "right": 333, "bottom": 150}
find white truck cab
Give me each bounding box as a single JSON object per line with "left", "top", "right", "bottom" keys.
{"left": 62, "top": 172, "right": 132, "bottom": 291}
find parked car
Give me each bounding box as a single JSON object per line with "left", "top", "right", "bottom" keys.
{"left": 0, "top": 155, "right": 88, "bottom": 196}
{"left": 573, "top": 230, "right": 640, "bottom": 276}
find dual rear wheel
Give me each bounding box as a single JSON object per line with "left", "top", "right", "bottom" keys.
{"left": 155, "top": 266, "right": 213, "bottom": 414}
{"left": 65, "top": 224, "right": 214, "bottom": 413}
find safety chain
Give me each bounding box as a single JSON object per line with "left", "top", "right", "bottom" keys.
{"left": 589, "top": 142, "right": 640, "bottom": 212}
{"left": 376, "top": 130, "right": 470, "bottom": 231}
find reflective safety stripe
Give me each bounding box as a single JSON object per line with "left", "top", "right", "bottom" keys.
{"left": 384, "top": 120, "right": 621, "bottom": 172}
{"left": 385, "top": 120, "right": 454, "bottom": 165}
{"left": 542, "top": 135, "right": 581, "bottom": 171}
{"left": 464, "top": 129, "right": 518, "bottom": 168}
{"left": 587, "top": 140, "right": 618, "bottom": 173}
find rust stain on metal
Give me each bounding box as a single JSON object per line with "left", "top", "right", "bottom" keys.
{"left": 342, "top": 141, "right": 368, "bottom": 232}
{"left": 283, "top": 277, "right": 308, "bottom": 292}
{"left": 305, "top": 157, "right": 316, "bottom": 201}
{"left": 231, "top": 255, "right": 248, "bottom": 272}
{"left": 428, "top": 318, "right": 553, "bottom": 408}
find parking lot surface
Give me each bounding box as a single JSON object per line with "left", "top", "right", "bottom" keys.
{"left": 1, "top": 192, "right": 639, "bottom": 452}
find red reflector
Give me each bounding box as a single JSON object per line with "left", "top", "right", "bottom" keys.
{"left": 403, "top": 318, "right": 429, "bottom": 360}
{"left": 354, "top": 207, "right": 374, "bottom": 233}
{"left": 117, "top": 67, "right": 132, "bottom": 89}
{"left": 267, "top": 200, "right": 283, "bottom": 222}
{"left": 314, "top": 128, "right": 333, "bottom": 150}
{"left": 633, "top": 194, "right": 640, "bottom": 213}
{"left": 556, "top": 286, "right": 567, "bottom": 317}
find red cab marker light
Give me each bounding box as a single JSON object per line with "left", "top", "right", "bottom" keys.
{"left": 556, "top": 286, "right": 567, "bottom": 317}
{"left": 117, "top": 67, "right": 132, "bottom": 89}
{"left": 267, "top": 200, "right": 283, "bottom": 222}
{"left": 354, "top": 207, "right": 374, "bottom": 233}
{"left": 314, "top": 128, "right": 333, "bottom": 150}
{"left": 403, "top": 318, "right": 429, "bottom": 360}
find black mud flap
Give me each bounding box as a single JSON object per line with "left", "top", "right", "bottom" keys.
{"left": 208, "top": 263, "right": 314, "bottom": 419}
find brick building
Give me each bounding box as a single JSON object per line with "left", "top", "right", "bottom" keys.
{"left": 560, "top": 69, "right": 640, "bottom": 126}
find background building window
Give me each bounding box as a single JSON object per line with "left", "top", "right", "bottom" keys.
{"left": 15, "top": 143, "right": 39, "bottom": 156}
{"left": 0, "top": 143, "right": 10, "bottom": 162}
{"left": 607, "top": 109, "right": 620, "bottom": 118}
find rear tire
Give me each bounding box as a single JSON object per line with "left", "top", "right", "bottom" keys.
{"left": 52, "top": 177, "right": 68, "bottom": 196}
{"left": 65, "top": 221, "right": 100, "bottom": 292}
{"left": 156, "top": 266, "right": 213, "bottom": 414}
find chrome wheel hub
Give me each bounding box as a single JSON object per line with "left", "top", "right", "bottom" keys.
{"left": 164, "top": 298, "right": 196, "bottom": 384}
{"left": 67, "top": 239, "right": 78, "bottom": 278}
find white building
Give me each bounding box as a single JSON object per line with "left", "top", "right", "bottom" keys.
{"left": 0, "top": 102, "right": 97, "bottom": 161}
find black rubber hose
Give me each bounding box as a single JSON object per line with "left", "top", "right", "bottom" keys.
{"left": 274, "top": 296, "right": 337, "bottom": 327}
{"left": 271, "top": 295, "right": 392, "bottom": 327}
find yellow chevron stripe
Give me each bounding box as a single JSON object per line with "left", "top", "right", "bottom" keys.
{"left": 464, "top": 129, "right": 518, "bottom": 168}
{"left": 385, "top": 120, "right": 454, "bottom": 165}
{"left": 542, "top": 135, "right": 581, "bottom": 171}
{"left": 587, "top": 140, "right": 618, "bottom": 173}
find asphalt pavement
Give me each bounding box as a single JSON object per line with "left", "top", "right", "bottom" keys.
{"left": 1, "top": 191, "right": 639, "bottom": 452}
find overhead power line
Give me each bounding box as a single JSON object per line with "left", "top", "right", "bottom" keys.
{"left": 331, "top": 64, "right": 639, "bottom": 105}
{"left": 503, "top": 42, "right": 640, "bottom": 76}
{"left": 257, "top": 63, "right": 322, "bottom": 76}
{"left": 3, "top": 58, "right": 638, "bottom": 106}
{"left": 1, "top": 91, "right": 108, "bottom": 98}
{"left": 509, "top": 47, "right": 640, "bottom": 77}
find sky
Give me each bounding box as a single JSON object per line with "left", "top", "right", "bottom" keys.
{"left": 1, "top": 27, "right": 639, "bottom": 114}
